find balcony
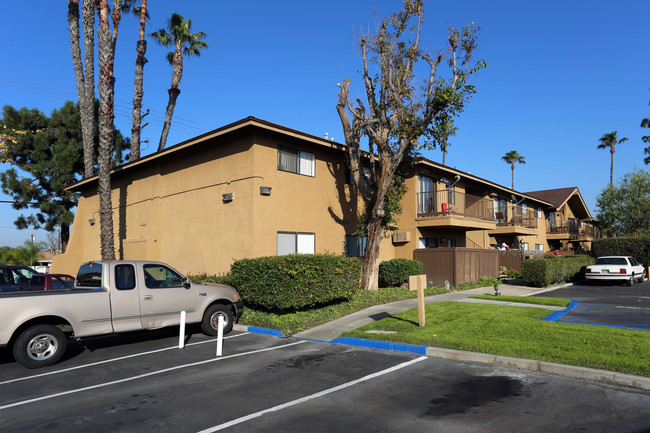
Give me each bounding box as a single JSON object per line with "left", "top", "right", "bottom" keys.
{"left": 417, "top": 191, "right": 496, "bottom": 230}
{"left": 548, "top": 220, "right": 598, "bottom": 241}
{"left": 489, "top": 205, "right": 539, "bottom": 236}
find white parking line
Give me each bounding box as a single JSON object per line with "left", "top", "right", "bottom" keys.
{"left": 0, "top": 340, "right": 307, "bottom": 410}
{"left": 0, "top": 332, "right": 250, "bottom": 386}
{"left": 197, "top": 356, "right": 428, "bottom": 432}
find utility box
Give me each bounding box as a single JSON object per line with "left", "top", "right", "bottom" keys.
{"left": 392, "top": 232, "right": 410, "bottom": 243}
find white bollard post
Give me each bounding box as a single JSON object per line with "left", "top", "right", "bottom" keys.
{"left": 216, "top": 315, "right": 224, "bottom": 357}
{"left": 179, "top": 310, "right": 186, "bottom": 349}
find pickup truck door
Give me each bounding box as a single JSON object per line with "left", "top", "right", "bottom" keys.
{"left": 109, "top": 263, "right": 145, "bottom": 333}
{"left": 138, "top": 263, "right": 198, "bottom": 329}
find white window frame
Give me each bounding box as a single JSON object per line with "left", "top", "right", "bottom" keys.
{"left": 277, "top": 232, "right": 315, "bottom": 255}
{"left": 278, "top": 146, "right": 315, "bottom": 177}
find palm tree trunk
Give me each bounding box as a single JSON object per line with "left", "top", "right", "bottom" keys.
{"left": 158, "top": 49, "right": 184, "bottom": 151}
{"left": 97, "top": 0, "right": 116, "bottom": 260}
{"left": 610, "top": 149, "right": 614, "bottom": 185}
{"left": 67, "top": 0, "right": 96, "bottom": 178}
{"left": 511, "top": 163, "right": 515, "bottom": 189}
{"left": 130, "top": 0, "right": 147, "bottom": 160}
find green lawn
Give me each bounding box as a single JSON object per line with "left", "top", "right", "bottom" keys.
{"left": 342, "top": 302, "right": 650, "bottom": 377}
{"left": 469, "top": 294, "right": 570, "bottom": 307}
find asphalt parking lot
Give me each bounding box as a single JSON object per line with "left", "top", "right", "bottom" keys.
{"left": 1, "top": 328, "right": 650, "bottom": 432}
{"left": 536, "top": 281, "right": 650, "bottom": 330}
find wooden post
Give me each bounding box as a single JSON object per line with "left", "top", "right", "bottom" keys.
{"left": 409, "top": 274, "right": 427, "bottom": 327}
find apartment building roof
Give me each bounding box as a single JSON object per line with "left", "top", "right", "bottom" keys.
{"left": 525, "top": 187, "right": 594, "bottom": 220}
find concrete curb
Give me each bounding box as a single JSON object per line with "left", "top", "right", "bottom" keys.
{"left": 234, "top": 323, "right": 650, "bottom": 392}
{"left": 425, "top": 346, "right": 650, "bottom": 391}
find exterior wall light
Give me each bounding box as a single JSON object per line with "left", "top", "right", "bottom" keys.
{"left": 260, "top": 186, "right": 272, "bottom": 196}
{"left": 222, "top": 193, "right": 234, "bottom": 202}
{"left": 89, "top": 218, "right": 96, "bottom": 225}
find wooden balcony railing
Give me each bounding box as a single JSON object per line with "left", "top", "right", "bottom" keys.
{"left": 494, "top": 204, "right": 538, "bottom": 229}
{"left": 548, "top": 220, "right": 599, "bottom": 240}
{"left": 417, "top": 190, "right": 494, "bottom": 221}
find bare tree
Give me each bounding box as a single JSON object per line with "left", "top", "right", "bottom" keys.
{"left": 336, "top": 0, "right": 484, "bottom": 290}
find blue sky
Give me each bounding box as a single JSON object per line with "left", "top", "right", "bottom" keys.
{"left": 1, "top": 0, "right": 648, "bottom": 247}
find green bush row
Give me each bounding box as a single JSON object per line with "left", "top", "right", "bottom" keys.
{"left": 229, "top": 254, "right": 362, "bottom": 312}
{"left": 378, "top": 258, "right": 423, "bottom": 288}
{"left": 521, "top": 255, "right": 594, "bottom": 287}
{"left": 592, "top": 237, "right": 650, "bottom": 266}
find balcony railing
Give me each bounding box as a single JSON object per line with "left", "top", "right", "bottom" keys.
{"left": 417, "top": 190, "right": 494, "bottom": 221}
{"left": 548, "top": 220, "right": 598, "bottom": 240}
{"left": 495, "top": 204, "right": 538, "bottom": 229}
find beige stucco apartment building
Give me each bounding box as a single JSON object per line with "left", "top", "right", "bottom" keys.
{"left": 52, "top": 117, "right": 599, "bottom": 277}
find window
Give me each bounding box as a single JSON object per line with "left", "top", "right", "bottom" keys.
{"left": 418, "top": 175, "right": 435, "bottom": 214}
{"left": 447, "top": 239, "right": 457, "bottom": 247}
{"left": 418, "top": 237, "right": 438, "bottom": 249}
{"left": 115, "top": 264, "right": 136, "bottom": 291}
{"left": 345, "top": 235, "right": 367, "bottom": 256}
{"left": 143, "top": 264, "right": 184, "bottom": 289}
{"left": 345, "top": 166, "right": 373, "bottom": 185}
{"left": 277, "top": 232, "right": 315, "bottom": 255}
{"left": 494, "top": 197, "right": 508, "bottom": 221}
{"left": 76, "top": 262, "right": 103, "bottom": 288}
{"left": 448, "top": 185, "right": 456, "bottom": 205}
{"left": 535, "top": 244, "right": 544, "bottom": 251}
{"left": 536, "top": 207, "right": 542, "bottom": 218}
{"left": 278, "top": 146, "right": 315, "bottom": 177}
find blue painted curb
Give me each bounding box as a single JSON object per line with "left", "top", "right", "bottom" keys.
{"left": 541, "top": 299, "right": 579, "bottom": 322}
{"left": 247, "top": 326, "right": 286, "bottom": 337}
{"left": 329, "top": 336, "right": 428, "bottom": 355}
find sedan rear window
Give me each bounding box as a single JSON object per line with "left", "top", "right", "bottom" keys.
{"left": 594, "top": 257, "right": 628, "bottom": 265}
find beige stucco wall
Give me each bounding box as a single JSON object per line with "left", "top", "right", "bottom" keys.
{"left": 53, "top": 130, "right": 367, "bottom": 276}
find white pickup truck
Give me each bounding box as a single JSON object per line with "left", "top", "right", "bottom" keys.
{"left": 0, "top": 260, "right": 243, "bottom": 368}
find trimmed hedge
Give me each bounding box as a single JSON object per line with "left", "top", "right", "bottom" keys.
{"left": 592, "top": 237, "right": 650, "bottom": 267}
{"left": 378, "top": 258, "right": 424, "bottom": 288}
{"left": 521, "top": 255, "right": 594, "bottom": 287}
{"left": 229, "top": 254, "right": 362, "bottom": 312}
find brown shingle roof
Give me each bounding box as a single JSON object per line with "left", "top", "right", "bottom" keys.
{"left": 524, "top": 187, "right": 579, "bottom": 208}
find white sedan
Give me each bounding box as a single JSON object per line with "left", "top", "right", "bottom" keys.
{"left": 585, "top": 256, "right": 646, "bottom": 286}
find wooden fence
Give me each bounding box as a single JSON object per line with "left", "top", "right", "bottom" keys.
{"left": 498, "top": 250, "right": 546, "bottom": 271}
{"left": 413, "top": 247, "right": 500, "bottom": 287}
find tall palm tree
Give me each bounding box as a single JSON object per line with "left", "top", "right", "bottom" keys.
{"left": 130, "top": 0, "right": 148, "bottom": 161}
{"left": 150, "top": 13, "right": 208, "bottom": 151}
{"left": 501, "top": 150, "right": 526, "bottom": 190}
{"left": 597, "top": 131, "right": 628, "bottom": 185}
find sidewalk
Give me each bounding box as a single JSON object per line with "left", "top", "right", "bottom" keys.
{"left": 292, "top": 280, "right": 564, "bottom": 341}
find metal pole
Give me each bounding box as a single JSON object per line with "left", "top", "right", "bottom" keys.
{"left": 178, "top": 310, "right": 186, "bottom": 348}
{"left": 216, "top": 316, "right": 224, "bottom": 357}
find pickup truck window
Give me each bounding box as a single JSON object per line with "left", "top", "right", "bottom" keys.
{"left": 115, "top": 265, "right": 136, "bottom": 290}
{"left": 76, "top": 262, "right": 103, "bottom": 288}
{"left": 143, "top": 264, "right": 183, "bottom": 289}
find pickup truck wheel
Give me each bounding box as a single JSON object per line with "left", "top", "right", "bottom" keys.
{"left": 13, "top": 325, "right": 67, "bottom": 369}
{"left": 201, "top": 304, "right": 234, "bottom": 336}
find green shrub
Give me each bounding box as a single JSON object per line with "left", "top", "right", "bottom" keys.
{"left": 592, "top": 237, "right": 650, "bottom": 266}
{"left": 187, "top": 272, "right": 233, "bottom": 286}
{"left": 522, "top": 255, "right": 594, "bottom": 287}
{"left": 229, "top": 254, "right": 362, "bottom": 312}
{"left": 378, "top": 258, "right": 424, "bottom": 288}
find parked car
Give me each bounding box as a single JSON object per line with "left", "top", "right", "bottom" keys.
{"left": 0, "top": 265, "right": 39, "bottom": 292}
{"left": 27, "top": 274, "right": 76, "bottom": 291}
{"left": 0, "top": 260, "right": 243, "bottom": 368}
{"left": 585, "top": 256, "right": 646, "bottom": 286}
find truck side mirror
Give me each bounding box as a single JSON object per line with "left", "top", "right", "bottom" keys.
{"left": 183, "top": 278, "right": 191, "bottom": 289}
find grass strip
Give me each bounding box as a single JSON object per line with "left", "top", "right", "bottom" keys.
{"left": 469, "top": 295, "right": 570, "bottom": 307}
{"left": 342, "top": 302, "right": 650, "bottom": 377}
